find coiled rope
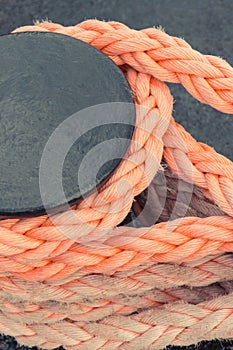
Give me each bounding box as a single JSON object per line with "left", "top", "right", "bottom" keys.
{"left": 0, "top": 19, "right": 232, "bottom": 349}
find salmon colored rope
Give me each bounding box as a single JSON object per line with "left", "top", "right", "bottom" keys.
{"left": 0, "top": 19, "right": 231, "bottom": 349}
{"left": 0, "top": 292, "right": 233, "bottom": 349}
{"left": 1, "top": 254, "right": 233, "bottom": 302}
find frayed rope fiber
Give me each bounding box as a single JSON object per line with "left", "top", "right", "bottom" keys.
{"left": 0, "top": 19, "right": 232, "bottom": 349}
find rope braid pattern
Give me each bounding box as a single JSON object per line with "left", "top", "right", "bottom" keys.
{"left": 0, "top": 292, "right": 233, "bottom": 349}
{"left": 0, "top": 19, "right": 230, "bottom": 348}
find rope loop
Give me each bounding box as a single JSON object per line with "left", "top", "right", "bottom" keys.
{"left": 0, "top": 19, "right": 231, "bottom": 349}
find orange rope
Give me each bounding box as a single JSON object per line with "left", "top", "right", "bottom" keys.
{"left": 0, "top": 254, "right": 233, "bottom": 301}
{"left": 0, "top": 19, "right": 231, "bottom": 349}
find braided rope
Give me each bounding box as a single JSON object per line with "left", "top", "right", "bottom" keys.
{"left": 0, "top": 293, "right": 233, "bottom": 349}
{"left": 0, "top": 215, "right": 232, "bottom": 279}
{"left": 0, "top": 19, "right": 231, "bottom": 348}
{"left": 1, "top": 281, "right": 230, "bottom": 323}
{"left": 0, "top": 253, "right": 232, "bottom": 303}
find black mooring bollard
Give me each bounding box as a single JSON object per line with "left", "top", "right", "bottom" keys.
{"left": 0, "top": 32, "right": 135, "bottom": 218}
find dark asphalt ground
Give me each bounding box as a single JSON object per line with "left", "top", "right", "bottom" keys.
{"left": 0, "top": 0, "right": 232, "bottom": 349}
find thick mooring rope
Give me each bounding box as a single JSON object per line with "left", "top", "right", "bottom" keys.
{"left": 0, "top": 19, "right": 232, "bottom": 349}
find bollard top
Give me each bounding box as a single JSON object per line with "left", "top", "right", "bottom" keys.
{"left": 0, "top": 31, "right": 135, "bottom": 217}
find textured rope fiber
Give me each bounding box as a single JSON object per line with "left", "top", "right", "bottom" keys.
{"left": 0, "top": 19, "right": 232, "bottom": 349}
{"left": 132, "top": 161, "right": 224, "bottom": 225}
